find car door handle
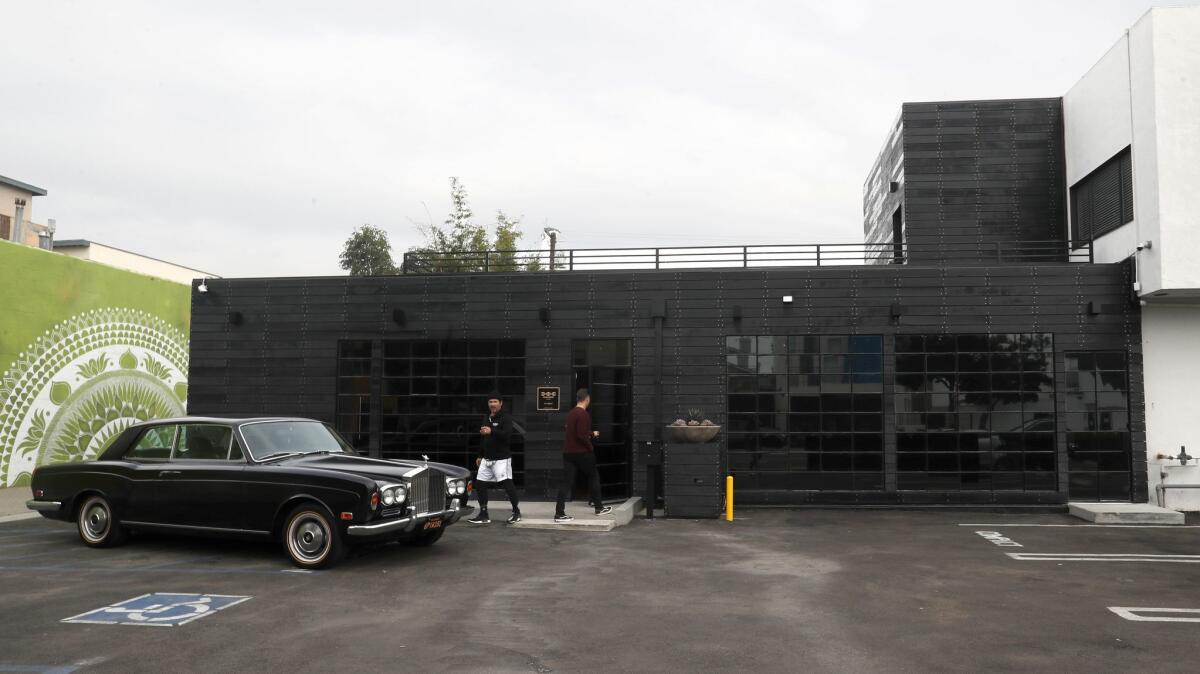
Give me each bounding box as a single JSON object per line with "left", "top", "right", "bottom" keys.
{"left": 158, "top": 470, "right": 182, "bottom": 477}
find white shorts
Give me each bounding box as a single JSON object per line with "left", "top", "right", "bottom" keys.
{"left": 476, "top": 458, "right": 513, "bottom": 482}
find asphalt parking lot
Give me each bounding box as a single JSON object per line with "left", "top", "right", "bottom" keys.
{"left": 2, "top": 510, "right": 1199, "bottom": 673}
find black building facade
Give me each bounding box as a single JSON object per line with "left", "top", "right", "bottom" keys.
{"left": 188, "top": 258, "right": 1143, "bottom": 507}
{"left": 188, "top": 96, "right": 1144, "bottom": 510}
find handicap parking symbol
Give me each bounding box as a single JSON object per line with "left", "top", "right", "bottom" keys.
{"left": 62, "top": 593, "right": 251, "bottom": 627}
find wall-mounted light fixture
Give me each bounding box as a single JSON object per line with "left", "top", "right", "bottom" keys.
{"left": 889, "top": 303, "right": 904, "bottom": 324}
{"left": 1087, "top": 301, "right": 1101, "bottom": 316}
{"left": 1136, "top": 240, "right": 1153, "bottom": 251}
{"left": 227, "top": 311, "right": 243, "bottom": 326}
{"left": 197, "top": 279, "right": 209, "bottom": 294}
{"left": 392, "top": 308, "right": 406, "bottom": 326}
{"left": 538, "top": 307, "right": 551, "bottom": 326}
{"left": 731, "top": 305, "right": 743, "bottom": 324}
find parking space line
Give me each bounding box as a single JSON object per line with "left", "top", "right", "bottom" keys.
{"left": 1008, "top": 553, "right": 1200, "bottom": 563}
{"left": 1109, "top": 607, "right": 1200, "bottom": 622}
{"left": 0, "top": 563, "right": 316, "bottom": 576}
{"left": 958, "top": 523, "right": 1200, "bottom": 528}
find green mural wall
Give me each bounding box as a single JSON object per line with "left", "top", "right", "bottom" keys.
{"left": 0, "top": 240, "right": 191, "bottom": 486}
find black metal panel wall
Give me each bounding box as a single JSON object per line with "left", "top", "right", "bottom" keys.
{"left": 188, "top": 260, "right": 1143, "bottom": 507}
{"left": 872, "top": 98, "right": 1069, "bottom": 264}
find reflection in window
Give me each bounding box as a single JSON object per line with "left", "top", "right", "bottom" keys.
{"left": 894, "top": 334, "right": 1056, "bottom": 492}
{"left": 727, "top": 335, "right": 884, "bottom": 492}
{"left": 1065, "top": 350, "right": 1132, "bottom": 501}
{"left": 336, "top": 341, "right": 372, "bottom": 452}
{"left": 374, "top": 340, "right": 526, "bottom": 485}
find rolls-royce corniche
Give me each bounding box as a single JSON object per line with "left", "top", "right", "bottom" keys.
{"left": 25, "top": 417, "right": 470, "bottom": 569}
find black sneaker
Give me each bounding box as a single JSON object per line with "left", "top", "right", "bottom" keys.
{"left": 507, "top": 511, "right": 522, "bottom": 524}
{"left": 467, "top": 512, "right": 490, "bottom": 524}
{"left": 554, "top": 514, "right": 574, "bottom": 523}
{"left": 595, "top": 506, "right": 613, "bottom": 516}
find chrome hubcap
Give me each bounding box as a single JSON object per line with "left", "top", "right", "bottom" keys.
{"left": 292, "top": 517, "right": 327, "bottom": 560}
{"left": 83, "top": 504, "right": 109, "bottom": 539}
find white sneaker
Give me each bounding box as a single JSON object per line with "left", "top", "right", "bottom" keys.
{"left": 595, "top": 506, "right": 613, "bottom": 516}
{"left": 554, "top": 514, "right": 574, "bottom": 523}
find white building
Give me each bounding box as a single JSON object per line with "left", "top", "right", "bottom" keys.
{"left": 1064, "top": 7, "right": 1200, "bottom": 510}
{"left": 53, "top": 239, "right": 219, "bottom": 286}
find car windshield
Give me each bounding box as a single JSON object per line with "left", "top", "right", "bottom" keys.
{"left": 240, "top": 421, "right": 355, "bottom": 461}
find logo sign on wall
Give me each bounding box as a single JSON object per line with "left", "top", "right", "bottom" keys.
{"left": 537, "top": 387, "right": 560, "bottom": 411}
{"left": 62, "top": 593, "right": 251, "bottom": 627}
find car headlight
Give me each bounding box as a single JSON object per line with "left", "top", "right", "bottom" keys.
{"left": 382, "top": 488, "right": 396, "bottom": 506}
{"left": 457, "top": 479, "right": 467, "bottom": 495}
{"left": 394, "top": 484, "right": 407, "bottom": 504}
{"left": 447, "top": 478, "right": 465, "bottom": 495}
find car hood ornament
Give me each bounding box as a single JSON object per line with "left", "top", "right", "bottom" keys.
{"left": 421, "top": 454, "right": 429, "bottom": 465}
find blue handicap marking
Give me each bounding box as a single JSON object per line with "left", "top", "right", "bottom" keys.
{"left": 62, "top": 593, "right": 251, "bottom": 627}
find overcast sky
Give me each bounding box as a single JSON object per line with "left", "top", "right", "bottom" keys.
{"left": 4, "top": 1, "right": 1184, "bottom": 278}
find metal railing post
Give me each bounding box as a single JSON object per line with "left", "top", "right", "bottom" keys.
{"left": 816, "top": 244, "right": 822, "bottom": 267}
{"left": 569, "top": 250, "right": 574, "bottom": 270}
{"left": 743, "top": 246, "right": 748, "bottom": 268}
{"left": 484, "top": 251, "right": 490, "bottom": 272}
{"left": 401, "top": 253, "right": 409, "bottom": 274}
{"left": 655, "top": 248, "right": 660, "bottom": 270}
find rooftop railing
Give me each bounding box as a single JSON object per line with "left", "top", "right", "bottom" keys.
{"left": 400, "top": 240, "right": 1093, "bottom": 274}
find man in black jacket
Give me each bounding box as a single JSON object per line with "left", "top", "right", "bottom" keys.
{"left": 468, "top": 392, "right": 521, "bottom": 524}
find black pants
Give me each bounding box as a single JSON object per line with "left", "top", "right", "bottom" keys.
{"left": 476, "top": 479, "right": 519, "bottom": 513}
{"left": 555, "top": 452, "right": 603, "bottom": 517}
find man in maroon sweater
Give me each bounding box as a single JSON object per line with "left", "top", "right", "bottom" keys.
{"left": 555, "top": 388, "right": 613, "bottom": 522}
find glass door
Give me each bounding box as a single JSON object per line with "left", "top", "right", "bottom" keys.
{"left": 572, "top": 340, "right": 632, "bottom": 500}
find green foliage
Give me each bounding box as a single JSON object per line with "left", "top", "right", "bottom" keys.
{"left": 340, "top": 225, "right": 399, "bottom": 276}
{"left": 407, "top": 178, "right": 542, "bottom": 273}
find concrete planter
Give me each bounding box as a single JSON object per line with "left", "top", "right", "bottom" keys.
{"left": 664, "top": 425, "right": 721, "bottom": 444}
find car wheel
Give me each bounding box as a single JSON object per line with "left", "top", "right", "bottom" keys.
{"left": 76, "top": 495, "right": 127, "bottom": 548}
{"left": 283, "top": 505, "right": 344, "bottom": 569}
{"left": 405, "top": 527, "right": 445, "bottom": 547}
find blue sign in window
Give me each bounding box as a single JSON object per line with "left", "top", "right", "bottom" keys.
{"left": 62, "top": 593, "right": 251, "bottom": 627}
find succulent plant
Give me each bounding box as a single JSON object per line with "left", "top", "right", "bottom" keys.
{"left": 686, "top": 408, "right": 704, "bottom": 423}
{"left": 701, "top": 419, "right": 715, "bottom": 426}
{"left": 671, "top": 418, "right": 687, "bottom": 426}
{"left": 687, "top": 420, "right": 700, "bottom": 426}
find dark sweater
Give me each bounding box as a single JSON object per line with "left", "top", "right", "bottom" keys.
{"left": 563, "top": 406, "right": 593, "bottom": 454}
{"left": 480, "top": 411, "right": 513, "bottom": 460}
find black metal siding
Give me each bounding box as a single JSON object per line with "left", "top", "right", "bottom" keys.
{"left": 189, "top": 261, "right": 1143, "bottom": 506}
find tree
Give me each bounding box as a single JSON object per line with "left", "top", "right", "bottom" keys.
{"left": 406, "top": 178, "right": 539, "bottom": 273}
{"left": 339, "top": 225, "right": 398, "bottom": 276}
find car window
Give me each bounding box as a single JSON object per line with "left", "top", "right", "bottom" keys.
{"left": 126, "top": 426, "right": 178, "bottom": 461}
{"left": 229, "top": 438, "right": 246, "bottom": 462}
{"left": 173, "top": 424, "right": 235, "bottom": 461}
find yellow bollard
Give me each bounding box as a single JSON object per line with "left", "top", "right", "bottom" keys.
{"left": 726, "top": 475, "right": 734, "bottom": 522}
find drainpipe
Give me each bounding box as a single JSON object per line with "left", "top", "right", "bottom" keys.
{"left": 13, "top": 199, "right": 26, "bottom": 243}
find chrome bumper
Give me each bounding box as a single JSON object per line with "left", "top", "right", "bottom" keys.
{"left": 26, "top": 500, "right": 62, "bottom": 512}
{"left": 346, "top": 499, "right": 463, "bottom": 537}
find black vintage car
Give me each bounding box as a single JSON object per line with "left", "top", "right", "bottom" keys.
{"left": 25, "top": 417, "right": 470, "bottom": 569}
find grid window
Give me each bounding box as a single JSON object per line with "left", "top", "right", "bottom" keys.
{"left": 1065, "top": 350, "right": 1132, "bottom": 501}
{"left": 335, "top": 340, "right": 372, "bottom": 452}
{"left": 380, "top": 340, "right": 525, "bottom": 484}
{"left": 727, "top": 334, "right": 884, "bottom": 492}
{"left": 894, "top": 334, "right": 1056, "bottom": 492}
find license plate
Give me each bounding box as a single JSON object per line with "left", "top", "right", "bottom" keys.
{"left": 423, "top": 517, "right": 443, "bottom": 530}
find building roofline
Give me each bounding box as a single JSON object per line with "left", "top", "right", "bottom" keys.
{"left": 52, "top": 238, "right": 221, "bottom": 278}
{"left": 0, "top": 174, "right": 48, "bottom": 196}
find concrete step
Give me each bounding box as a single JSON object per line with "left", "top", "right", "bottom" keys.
{"left": 1068, "top": 502, "right": 1186, "bottom": 525}
{"left": 483, "top": 497, "right": 643, "bottom": 533}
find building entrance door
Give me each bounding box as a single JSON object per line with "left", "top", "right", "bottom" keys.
{"left": 572, "top": 340, "right": 632, "bottom": 500}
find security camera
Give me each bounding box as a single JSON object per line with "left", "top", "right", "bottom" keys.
{"left": 197, "top": 280, "right": 209, "bottom": 293}
{"left": 1136, "top": 241, "right": 1153, "bottom": 251}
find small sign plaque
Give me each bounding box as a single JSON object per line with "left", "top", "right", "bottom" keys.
{"left": 537, "top": 387, "right": 560, "bottom": 411}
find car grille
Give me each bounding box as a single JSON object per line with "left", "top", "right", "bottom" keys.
{"left": 407, "top": 469, "right": 447, "bottom": 515}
